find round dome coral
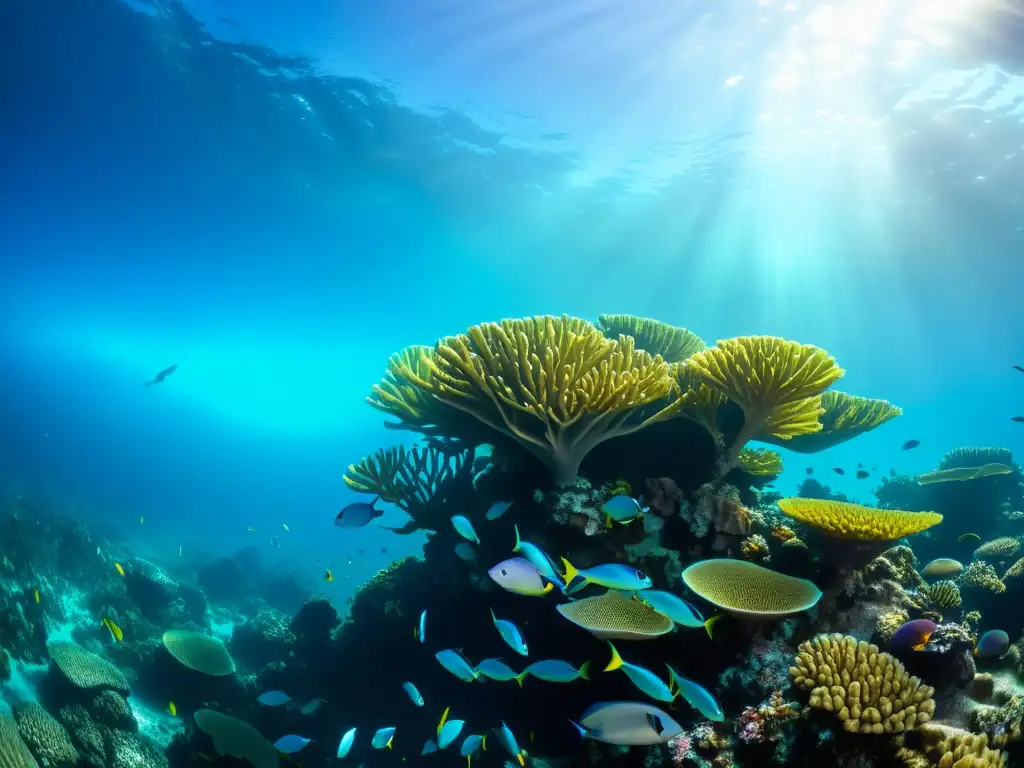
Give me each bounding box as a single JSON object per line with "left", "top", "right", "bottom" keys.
{"left": 777, "top": 498, "right": 942, "bottom": 541}
{"left": 162, "top": 630, "right": 236, "bottom": 676}
{"left": 681, "top": 559, "right": 822, "bottom": 620}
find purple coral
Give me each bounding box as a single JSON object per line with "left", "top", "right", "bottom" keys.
{"left": 668, "top": 732, "right": 692, "bottom": 765}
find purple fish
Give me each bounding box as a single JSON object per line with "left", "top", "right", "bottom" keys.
{"left": 488, "top": 558, "right": 553, "bottom": 596}
{"left": 891, "top": 619, "right": 937, "bottom": 651}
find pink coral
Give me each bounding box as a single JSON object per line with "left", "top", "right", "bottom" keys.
{"left": 668, "top": 732, "right": 692, "bottom": 766}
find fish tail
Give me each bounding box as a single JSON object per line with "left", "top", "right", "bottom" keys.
{"left": 567, "top": 719, "right": 589, "bottom": 740}
{"left": 704, "top": 615, "right": 722, "bottom": 639}
{"left": 605, "top": 515, "right": 612, "bottom": 529}
{"left": 517, "top": 753, "right": 525, "bottom": 766}
{"left": 560, "top": 557, "right": 580, "bottom": 585}
{"left": 490, "top": 607, "right": 498, "bottom": 625}
{"left": 514, "top": 673, "right": 526, "bottom": 688}
{"left": 513, "top": 524, "right": 521, "bottom": 553}
{"left": 603, "top": 642, "right": 623, "bottom": 672}
{"left": 577, "top": 660, "right": 591, "bottom": 681}
{"left": 386, "top": 736, "right": 393, "bottom": 750}
{"left": 482, "top": 734, "right": 487, "bottom": 750}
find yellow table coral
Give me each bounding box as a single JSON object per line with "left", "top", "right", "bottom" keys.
{"left": 759, "top": 390, "right": 902, "bottom": 454}
{"left": 393, "top": 315, "right": 682, "bottom": 485}
{"left": 777, "top": 498, "right": 943, "bottom": 541}
{"left": 790, "top": 633, "right": 936, "bottom": 734}
{"left": 596, "top": 314, "right": 707, "bottom": 363}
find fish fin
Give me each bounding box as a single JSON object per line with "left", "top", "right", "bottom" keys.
{"left": 513, "top": 524, "right": 521, "bottom": 553}
{"left": 542, "top": 582, "right": 554, "bottom": 594}
{"left": 413, "top": 627, "right": 418, "bottom": 639}
{"left": 560, "top": 557, "right": 580, "bottom": 584}
{"left": 517, "top": 753, "right": 525, "bottom": 766}
{"left": 605, "top": 515, "right": 612, "bottom": 529}
{"left": 704, "top": 615, "right": 722, "bottom": 639}
{"left": 578, "top": 660, "right": 591, "bottom": 681}
{"left": 482, "top": 734, "right": 487, "bottom": 750}
{"left": 603, "top": 642, "right": 623, "bottom": 672}
{"left": 567, "top": 719, "right": 590, "bottom": 740}
{"left": 912, "top": 642, "right": 925, "bottom": 651}
{"left": 437, "top": 706, "right": 450, "bottom": 736}
{"left": 515, "top": 673, "right": 526, "bottom": 688}
{"left": 490, "top": 607, "right": 498, "bottom": 625}
{"left": 386, "top": 735, "right": 393, "bottom": 750}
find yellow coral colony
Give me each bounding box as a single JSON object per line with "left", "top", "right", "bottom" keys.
{"left": 595, "top": 315, "right": 707, "bottom": 363}
{"left": 759, "top": 391, "right": 903, "bottom": 454}
{"left": 682, "top": 336, "right": 844, "bottom": 464}
{"left": 394, "top": 315, "right": 682, "bottom": 485}
{"left": 789, "top": 633, "right": 936, "bottom": 734}
{"left": 777, "top": 498, "right": 943, "bottom": 541}
{"left": 738, "top": 448, "right": 784, "bottom": 476}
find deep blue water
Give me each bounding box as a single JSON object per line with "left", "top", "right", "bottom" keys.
{"left": 2, "top": 0, "right": 1024, "bottom": 602}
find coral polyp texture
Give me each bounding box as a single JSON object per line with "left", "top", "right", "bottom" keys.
{"left": 162, "top": 630, "right": 237, "bottom": 676}
{"left": 595, "top": 314, "right": 707, "bottom": 363}
{"left": 973, "top": 536, "right": 1021, "bottom": 561}
{"left": 681, "top": 559, "right": 821, "bottom": 619}
{"left": 917, "top": 724, "right": 1008, "bottom": 767}
{"left": 555, "top": 590, "right": 674, "bottom": 640}
{"left": 47, "top": 642, "right": 129, "bottom": 694}
{"left": 737, "top": 447, "right": 783, "bottom": 476}
{"left": 777, "top": 497, "right": 943, "bottom": 540}
{"left": 789, "top": 633, "right": 936, "bottom": 734}
{"left": 0, "top": 715, "right": 37, "bottom": 768}
{"left": 394, "top": 315, "right": 683, "bottom": 484}
{"left": 759, "top": 390, "right": 902, "bottom": 453}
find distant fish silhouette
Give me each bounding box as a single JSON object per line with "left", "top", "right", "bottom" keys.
{"left": 856, "top": 470, "right": 869, "bottom": 479}
{"left": 1014, "top": 365, "right": 1024, "bottom": 374}
{"left": 1012, "top": 416, "right": 1024, "bottom": 423}
{"left": 145, "top": 364, "right": 178, "bottom": 388}
{"left": 805, "top": 467, "right": 813, "bottom": 476}
{"left": 833, "top": 468, "right": 845, "bottom": 476}
{"left": 902, "top": 440, "right": 921, "bottom": 450}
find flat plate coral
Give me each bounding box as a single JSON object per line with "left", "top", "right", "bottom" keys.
{"left": 681, "top": 559, "right": 821, "bottom": 620}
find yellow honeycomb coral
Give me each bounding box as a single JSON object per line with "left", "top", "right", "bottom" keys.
{"left": 738, "top": 448, "right": 783, "bottom": 476}
{"left": 777, "top": 498, "right": 943, "bottom": 541}
{"left": 682, "top": 336, "right": 844, "bottom": 462}
{"left": 396, "top": 315, "right": 682, "bottom": 485}
{"left": 760, "top": 391, "right": 902, "bottom": 454}
{"left": 789, "top": 633, "right": 936, "bottom": 734}
{"left": 681, "top": 559, "right": 821, "bottom": 619}
{"left": 596, "top": 314, "right": 707, "bottom": 363}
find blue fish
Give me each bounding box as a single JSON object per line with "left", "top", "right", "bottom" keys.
{"left": 512, "top": 525, "right": 566, "bottom": 592}
{"left": 475, "top": 658, "right": 520, "bottom": 682}
{"left": 516, "top": 659, "right": 590, "bottom": 686}
{"left": 570, "top": 701, "right": 683, "bottom": 745}
{"left": 415, "top": 609, "right": 427, "bottom": 644}
{"left": 454, "top": 542, "right": 476, "bottom": 561}
{"left": 421, "top": 739, "right": 438, "bottom": 755}
{"left": 257, "top": 690, "right": 290, "bottom": 706}
{"left": 488, "top": 558, "right": 554, "bottom": 597}
{"left": 371, "top": 726, "right": 396, "bottom": 749}
{"left": 492, "top": 721, "right": 526, "bottom": 766}
{"left": 976, "top": 629, "right": 1010, "bottom": 658}
{"left": 451, "top": 515, "right": 480, "bottom": 544}
{"left": 336, "top": 727, "right": 356, "bottom": 759}
{"left": 402, "top": 681, "right": 424, "bottom": 706}
{"left": 486, "top": 501, "right": 513, "bottom": 520}
{"left": 460, "top": 733, "right": 486, "bottom": 762}
{"left": 562, "top": 558, "right": 652, "bottom": 593}
{"left": 438, "top": 719, "right": 465, "bottom": 749}
{"left": 436, "top": 649, "right": 479, "bottom": 682}
{"left": 637, "top": 591, "right": 720, "bottom": 637}
{"left": 666, "top": 665, "right": 724, "bottom": 722}
{"left": 604, "top": 643, "right": 674, "bottom": 702}
{"left": 601, "top": 495, "right": 647, "bottom": 525}
{"left": 335, "top": 498, "right": 383, "bottom": 528}
{"left": 274, "top": 735, "right": 312, "bottom": 754}
{"left": 491, "top": 608, "right": 528, "bottom": 656}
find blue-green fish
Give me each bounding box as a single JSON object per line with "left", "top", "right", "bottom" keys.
{"left": 515, "top": 659, "right": 590, "bottom": 686}
{"left": 602, "top": 495, "right": 647, "bottom": 526}
{"left": 438, "top": 719, "right": 465, "bottom": 749}
{"left": 402, "top": 681, "right": 424, "bottom": 706}
{"left": 637, "top": 591, "right": 720, "bottom": 637}
{"left": 421, "top": 739, "right": 438, "bottom": 755}
{"left": 512, "top": 525, "right": 566, "bottom": 592}
{"left": 436, "top": 649, "right": 478, "bottom": 682}
{"left": 475, "top": 658, "right": 520, "bottom": 682}
{"left": 486, "top": 501, "right": 513, "bottom": 520}
{"left": 460, "top": 733, "right": 485, "bottom": 759}
{"left": 415, "top": 609, "right": 427, "bottom": 644}
{"left": 667, "top": 665, "right": 724, "bottom": 722}
{"left": 604, "top": 643, "right": 674, "bottom": 702}
{"left": 491, "top": 609, "right": 528, "bottom": 656}
{"left": 336, "top": 727, "right": 356, "bottom": 759}
{"left": 371, "top": 726, "right": 396, "bottom": 749}
{"left": 454, "top": 542, "right": 476, "bottom": 561}
{"left": 451, "top": 515, "right": 480, "bottom": 544}
{"left": 492, "top": 721, "right": 526, "bottom": 766}
{"left": 561, "top": 558, "right": 653, "bottom": 594}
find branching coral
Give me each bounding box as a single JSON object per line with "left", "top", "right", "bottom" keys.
{"left": 759, "top": 390, "right": 902, "bottom": 454}
{"left": 595, "top": 314, "right": 707, "bottom": 363}
{"left": 394, "top": 315, "right": 682, "bottom": 484}
{"left": 343, "top": 443, "right": 468, "bottom": 532}
{"left": 962, "top": 562, "right": 1006, "bottom": 594}
{"left": 777, "top": 498, "right": 943, "bottom": 541}
{"left": 974, "top": 537, "right": 1021, "bottom": 562}
{"left": 738, "top": 448, "right": 783, "bottom": 476}
{"left": 682, "top": 336, "right": 844, "bottom": 464}
{"left": 917, "top": 723, "right": 1008, "bottom": 767}
{"left": 789, "top": 633, "right": 936, "bottom": 733}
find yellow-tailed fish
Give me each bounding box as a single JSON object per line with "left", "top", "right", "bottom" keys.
{"left": 635, "top": 590, "right": 719, "bottom": 636}
{"left": 102, "top": 616, "right": 123, "bottom": 642}
{"left": 958, "top": 533, "right": 981, "bottom": 543}
{"left": 561, "top": 558, "right": 653, "bottom": 593}
{"left": 33, "top": 589, "right": 40, "bottom": 604}
{"left": 168, "top": 701, "right": 177, "bottom": 716}
{"left": 604, "top": 642, "right": 674, "bottom": 702}
{"left": 488, "top": 558, "right": 553, "bottom": 597}
{"left": 437, "top": 706, "right": 450, "bottom": 737}
{"left": 114, "top": 562, "right": 125, "bottom": 577}
{"left": 493, "top": 722, "right": 526, "bottom": 766}
{"left": 323, "top": 569, "right": 334, "bottom": 582}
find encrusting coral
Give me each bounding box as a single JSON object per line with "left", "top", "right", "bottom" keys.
{"left": 789, "top": 633, "right": 936, "bottom": 733}
{"left": 915, "top": 723, "right": 1008, "bottom": 767}
{"left": 759, "top": 390, "right": 902, "bottom": 454}
{"left": 961, "top": 561, "right": 1006, "bottom": 594}
{"left": 595, "top": 314, "right": 707, "bottom": 363}
{"left": 777, "top": 498, "right": 943, "bottom": 541}
{"left": 392, "top": 315, "right": 684, "bottom": 484}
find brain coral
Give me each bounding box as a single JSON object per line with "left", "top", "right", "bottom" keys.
{"left": 162, "top": 631, "right": 236, "bottom": 676}
{"left": 974, "top": 537, "right": 1021, "bottom": 561}
{"left": 0, "top": 715, "right": 38, "bottom": 768}
{"left": 681, "top": 559, "right": 821, "bottom": 619}
{"left": 13, "top": 703, "right": 78, "bottom": 767}
{"left": 777, "top": 498, "right": 942, "bottom": 541}
{"left": 193, "top": 710, "right": 278, "bottom": 768}
{"left": 47, "top": 643, "right": 129, "bottom": 695}
{"left": 789, "top": 633, "right": 936, "bottom": 734}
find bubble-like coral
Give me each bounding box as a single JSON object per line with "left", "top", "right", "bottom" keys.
{"left": 962, "top": 562, "right": 1006, "bottom": 594}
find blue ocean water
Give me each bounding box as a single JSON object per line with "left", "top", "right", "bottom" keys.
{"left": 2, "top": 2, "right": 1024, "bottom": 762}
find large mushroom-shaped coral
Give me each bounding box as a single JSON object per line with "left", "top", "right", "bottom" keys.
{"left": 595, "top": 314, "right": 707, "bottom": 363}
{"left": 12, "top": 703, "right": 78, "bottom": 767}
{"left": 0, "top": 715, "right": 38, "bottom": 768}
{"left": 193, "top": 710, "right": 277, "bottom": 768}
{"left": 682, "top": 336, "right": 844, "bottom": 464}
{"left": 47, "top": 643, "right": 129, "bottom": 696}
{"left": 777, "top": 498, "right": 943, "bottom": 541}
{"left": 681, "top": 559, "right": 822, "bottom": 619}
{"left": 162, "top": 631, "right": 236, "bottom": 676}
{"left": 789, "top": 633, "right": 936, "bottom": 733}
{"left": 394, "top": 315, "right": 682, "bottom": 484}
{"left": 737, "top": 448, "right": 783, "bottom": 476}
{"left": 759, "top": 390, "right": 902, "bottom": 453}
